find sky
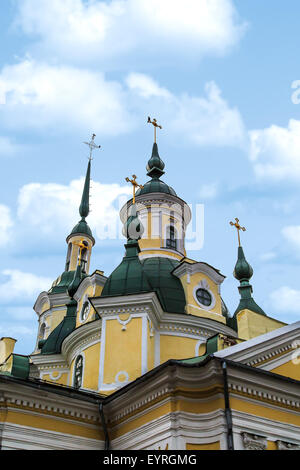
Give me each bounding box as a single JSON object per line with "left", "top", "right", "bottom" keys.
{"left": 1, "top": 0, "right": 300, "bottom": 354}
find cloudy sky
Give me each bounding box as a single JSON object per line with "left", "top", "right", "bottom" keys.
{"left": 1, "top": 0, "right": 300, "bottom": 354}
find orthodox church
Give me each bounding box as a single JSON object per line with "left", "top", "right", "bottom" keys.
{"left": 0, "top": 127, "right": 300, "bottom": 451}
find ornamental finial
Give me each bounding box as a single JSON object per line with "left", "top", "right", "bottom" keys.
{"left": 147, "top": 116, "right": 162, "bottom": 144}
{"left": 125, "top": 174, "right": 144, "bottom": 204}
{"left": 83, "top": 134, "right": 101, "bottom": 161}
{"left": 230, "top": 218, "right": 246, "bottom": 247}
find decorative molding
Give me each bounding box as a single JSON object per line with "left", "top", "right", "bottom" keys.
{"left": 277, "top": 440, "right": 300, "bottom": 450}
{"left": 241, "top": 432, "right": 267, "bottom": 450}
{"left": 173, "top": 261, "right": 225, "bottom": 285}
{"left": 61, "top": 319, "right": 101, "bottom": 365}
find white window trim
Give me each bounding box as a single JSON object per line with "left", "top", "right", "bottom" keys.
{"left": 193, "top": 279, "right": 216, "bottom": 311}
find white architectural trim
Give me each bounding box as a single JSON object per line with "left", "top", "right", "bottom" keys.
{"left": 173, "top": 261, "right": 225, "bottom": 285}
{"left": 193, "top": 279, "right": 216, "bottom": 311}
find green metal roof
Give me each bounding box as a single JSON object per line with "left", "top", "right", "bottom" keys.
{"left": 49, "top": 270, "right": 87, "bottom": 294}
{"left": 136, "top": 178, "right": 177, "bottom": 197}
{"left": 102, "top": 255, "right": 186, "bottom": 314}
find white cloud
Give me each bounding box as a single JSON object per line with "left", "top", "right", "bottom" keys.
{"left": 0, "top": 270, "right": 52, "bottom": 303}
{"left": 260, "top": 251, "right": 276, "bottom": 262}
{"left": 270, "top": 286, "right": 300, "bottom": 314}
{"left": 0, "top": 59, "right": 132, "bottom": 134}
{"left": 0, "top": 61, "right": 246, "bottom": 147}
{"left": 198, "top": 182, "right": 219, "bottom": 200}
{"left": 0, "top": 204, "right": 14, "bottom": 245}
{"left": 16, "top": 0, "right": 246, "bottom": 64}
{"left": 282, "top": 225, "right": 300, "bottom": 251}
{"left": 128, "top": 75, "right": 246, "bottom": 147}
{"left": 0, "top": 324, "right": 35, "bottom": 338}
{"left": 249, "top": 119, "right": 300, "bottom": 181}
{"left": 17, "top": 176, "right": 132, "bottom": 243}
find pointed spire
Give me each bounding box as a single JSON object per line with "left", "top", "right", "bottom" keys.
{"left": 233, "top": 245, "right": 266, "bottom": 317}
{"left": 67, "top": 159, "right": 95, "bottom": 244}
{"left": 79, "top": 159, "right": 91, "bottom": 219}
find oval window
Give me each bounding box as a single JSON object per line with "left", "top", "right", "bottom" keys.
{"left": 80, "top": 300, "right": 90, "bottom": 322}
{"left": 196, "top": 288, "right": 212, "bottom": 307}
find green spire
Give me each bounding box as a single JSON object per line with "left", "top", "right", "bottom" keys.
{"left": 146, "top": 143, "right": 165, "bottom": 179}
{"left": 79, "top": 159, "right": 91, "bottom": 218}
{"left": 68, "top": 159, "right": 94, "bottom": 243}
{"left": 233, "top": 246, "right": 266, "bottom": 317}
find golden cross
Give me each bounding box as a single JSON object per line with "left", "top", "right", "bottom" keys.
{"left": 147, "top": 116, "right": 162, "bottom": 143}
{"left": 125, "top": 174, "right": 144, "bottom": 204}
{"left": 73, "top": 240, "right": 91, "bottom": 266}
{"left": 230, "top": 218, "right": 246, "bottom": 246}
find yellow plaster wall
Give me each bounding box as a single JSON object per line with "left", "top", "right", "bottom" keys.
{"left": 186, "top": 442, "right": 220, "bottom": 450}
{"left": 68, "top": 235, "right": 93, "bottom": 273}
{"left": 83, "top": 342, "right": 101, "bottom": 390}
{"left": 271, "top": 359, "right": 300, "bottom": 381}
{"left": 160, "top": 335, "right": 198, "bottom": 363}
{"left": 230, "top": 396, "right": 300, "bottom": 427}
{"left": 76, "top": 284, "right": 96, "bottom": 328}
{"left": 104, "top": 317, "right": 142, "bottom": 384}
{"left": 49, "top": 308, "right": 67, "bottom": 334}
{"left": 4, "top": 408, "right": 104, "bottom": 441}
{"left": 41, "top": 372, "right": 69, "bottom": 386}
{"left": 41, "top": 302, "right": 50, "bottom": 314}
{"left": 267, "top": 441, "right": 277, "bottom": 450}
{"left": 180, "top": 272, "right": 224, "bottom": 322}
{"left": 237, "top": 310, "right": 286, "bottom": 341}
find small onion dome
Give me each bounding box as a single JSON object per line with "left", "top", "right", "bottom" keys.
{"left": 146, "top": 143, "right": 165, "bottom": 178}
{"left": 122, "top": 204, "right": 144, "bottom": 242}
{"left": 234, "top": 246, "right": 253, "bottom": 282}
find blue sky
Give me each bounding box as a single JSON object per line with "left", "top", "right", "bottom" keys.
{"left": 1, "top": 0, "right": 300, "bottom": 354}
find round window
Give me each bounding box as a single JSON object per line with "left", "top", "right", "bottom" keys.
{"left": 196, "top": 288, "right": 212, "bottom": 307}
{"left": 80, "top": 301, "right": 90, "bottom": 322}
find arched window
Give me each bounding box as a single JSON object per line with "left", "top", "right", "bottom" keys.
{"left": 65, "top": 243, "right": 72, "bottom": 271}
{"left": 166, "top": 225, "right": 177, "bottom": 250}
{"left": 73, "top": 355, "right": 83, "bottom": 389}
{"left": 39, "top": 323, "right": 46, "bottom": 339}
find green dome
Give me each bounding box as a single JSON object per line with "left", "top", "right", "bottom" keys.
{"left": 102, "top": 256, "right": 186, "bottom": 314}
{"left": 234, "top": 246, "right": 253, "bottom": 282}
{"left": 136, "top": 178, "right": 177, "bottom": 197}
{"left": 141, "top": 257, "right": 186, "bottom": 314}
{"left": 69, "top": 218, "right": 93, "bottom": 239}
{"left": 49, "top": 270, "right": 87, "bottom": 294}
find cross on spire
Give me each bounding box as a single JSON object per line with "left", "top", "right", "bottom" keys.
{"left": 83, "top": 134, "right": 101, "bottom": 161}
{"left": 230, "top": 218, "right": 246, "bottom": 247}
{"left": 125, "top": 174, "right": 144, "bottom": 204}
{"left": 147, "top": 116, "right": 162, "bottom": 144}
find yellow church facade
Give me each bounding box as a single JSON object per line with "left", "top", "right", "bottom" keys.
{"left": 1, "top": 133, "right": 300, "bottom": 450}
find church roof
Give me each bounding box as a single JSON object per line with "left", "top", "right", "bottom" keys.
{"left": 135, "top": 143, "right": 177, "bottom": 197}
{"left": 102, "top": 256, "right": 186, "bottom": 314}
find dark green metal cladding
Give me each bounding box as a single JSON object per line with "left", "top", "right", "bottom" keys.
{"left": 122, "top": 204, "right": 144, "bottom": 241}
{"left": 67, "top": 158, "right": 94, "bottom": 241}
{"left": 11, "top": 354, "right": 30, "bottom": 379}
{"left": 136, "top": 142, "right": 177, "bottom": 197}
{"left": 41, "top": 265, "right": 85, "bottom": 355}
{"left": 141, "top": 257, "right": 186, "bottom": 314}
{"left": 233, "top": 245, "right": 266, "bottom": 318}
{"left": 146, "top": 143, "right": 165, "bottom": 178}
{"left": 70, "top": 218, "right": 93, "bottom": 239}
{"left": 234, "top": 246, "right": 253, "bottom": 281}
{"left": 102, "top": 256, "right": 186, "bottom": 314}
{"left": 79, "top": 160, "right": 91, "bottom": 218}
{"left": 40, "top": 299, "right": 77, "bottom": 355}
{"left": 48, "top": 270, "right": 87, "bottom": 294}
{"left": 136, "top": 178, "right": 177, "bottom": 197}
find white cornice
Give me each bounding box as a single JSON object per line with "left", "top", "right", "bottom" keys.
{"left": 74, "top": 273, "right": 107, "bottom": 302}
{"left": 33, "top": 291, "right": 50, "bottom": 315}
{"left": 30, "top": 353, "right": 68, "bottom": 370}
{"left": 61, "top": 320, "right": 101, "bottom": 364}
{"left": 215, "top": 321, "right": 300, "bottom": 367}
{"left": 90, "top": 292, "right": 236, "bottom": 339}
{"left": 173, "top": 261, "right": 225, "bottom": 284}
{"left": 120, "top": 193, "right": 192, "bottom": 226}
